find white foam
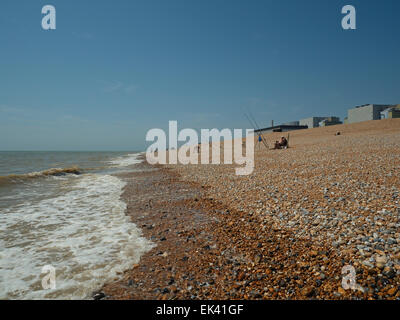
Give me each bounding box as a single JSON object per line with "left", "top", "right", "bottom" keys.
{"left": 0, "top": 174, "right": 154, "bottom": 299}
{"left": 109, "top": 153, "right": 142, "bottom": 167}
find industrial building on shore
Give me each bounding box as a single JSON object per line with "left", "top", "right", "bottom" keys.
{"left": 255, "top": 116, "right": 341, "bottom": 134}
{"left": 299, "top": 116, "right": 342, "bottom": 128}
{"left": 345, "top": 104, "right": 400, "bottom": 124}
{"left": 254, "top": 103, "right": 399, "bottom": 134}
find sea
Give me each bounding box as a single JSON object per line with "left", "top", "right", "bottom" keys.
{"left": 0, "top": 151, "right": 154, "bottom": 299}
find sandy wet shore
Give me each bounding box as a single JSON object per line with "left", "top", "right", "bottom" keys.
{"left": 101, "top": 119, "right": 400, "bottom": 300}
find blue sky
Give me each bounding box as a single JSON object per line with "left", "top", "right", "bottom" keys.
{"left": 1, "top": 0, "right": 399, "bottom": 151}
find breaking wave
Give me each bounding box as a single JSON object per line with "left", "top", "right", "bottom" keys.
{"left": 0, "top": 167, "right": 83, "bottom": 187}
{"left": 0, "top": 173, "right": 154, "bottom": 299}
{"left": 109, "top": 153, "right": 143, "bottom": 167}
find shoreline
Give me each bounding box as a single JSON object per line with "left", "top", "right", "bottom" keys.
{"left": 100, "top": 119, "right": 400, "bottom": 300}
{"left": 101, "top": 161, "right": 222, "bottom": 299}
{"left": 99, "top": 162, "right": 351, "bottom": 300}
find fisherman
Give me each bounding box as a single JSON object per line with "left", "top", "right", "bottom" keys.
{"left": 274, "top": 136, "right": 288, "bottom": 149}
{"left": 279, "top": 136, "right": 288, "bottom": 148}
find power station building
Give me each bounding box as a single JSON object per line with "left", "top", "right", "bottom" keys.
{"left": 254, "top": 124, "right": 308, "bottom": 134}
{"left": 347, "top": 104, "right": 393, "bottom": 124}
{"left": 299, "top": 116, "right": 341, "bottom": 128}
{"left": 254, "top": 103, "right": 399, "bottom": 134}
{"left": 380, "top": 105, "right": 400, "bottom": 119}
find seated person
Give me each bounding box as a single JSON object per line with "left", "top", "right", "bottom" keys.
{"left": 279, "top": 136, "right": 288, "bottom": 148}
{"left": 274, "top": 136, "right": 288, "bottom": 149}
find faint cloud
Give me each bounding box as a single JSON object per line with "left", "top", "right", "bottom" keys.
{"left": 61, "top": 115, "right": 90, "bottom": 124}
{"left": 0, "top": 105, "right": 33, "bottom": 122}
{"left": 124, "top": 84, "right": 138, "bottom": 94}
{"left": 103, "top": 80, "right": 124, "bottom": 93}
{"left": 101, "top": 80, "right": 138, "bottom": 94}
{"left": 0, "top": 104, "right": 93, "bottom": 126}
{"left": 0, "top": 105, "right": 27, "bottom": 115}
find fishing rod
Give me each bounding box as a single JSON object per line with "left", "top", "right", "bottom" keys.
{"left": 244, "top": 107, "right": 269, "bottom": 148}
{"left": 247, "top": 109, "right": 262, "bottom": 132}
{"left": 243, "top": 109, "right": 269, "bottom": 149}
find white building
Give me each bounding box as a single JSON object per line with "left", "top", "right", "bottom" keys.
{"left": 347, "top": 104, "right": 393, "bottom": 124}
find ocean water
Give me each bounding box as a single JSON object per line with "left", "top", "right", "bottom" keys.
{"left": 0, "top": 151, "right": 154, "bottom": 299}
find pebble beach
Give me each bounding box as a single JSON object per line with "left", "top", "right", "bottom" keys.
{"left": 101, "top": 118, "right": 400, "bottom": 300}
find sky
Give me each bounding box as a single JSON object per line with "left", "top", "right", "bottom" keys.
{"left": 0, "top": 0, "right": 399, "bottom": 151}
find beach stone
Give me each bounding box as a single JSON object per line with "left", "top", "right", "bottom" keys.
{"left": 375, "top": 255, "right": 387, "bottom": 269}
{"left": 254, "top": 254, "right": 262, "bottom": 264}
{"left": 301, "top": 287, "right": 315, "bottom": 297}
{"left": 387, "top": 287, "right": 397, "bottom": 296}
{"left": 383, "top": 267, "right": 396, "bottom": 279}
{"left": 310, "top": 250, "right": 318, "bottom": 257}
{"left": 237, "top": 272, "right": 245, "bottom": 281}
{"left": 93, "top": 292, "right": 106, "bottom": 300}
{"left": 362, "top": 260, "right": 374, "bottom": 269}
{"left": 337, "top": 287, "right": 346, "bottom": 296}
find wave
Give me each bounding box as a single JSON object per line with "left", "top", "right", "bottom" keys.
{"left": 0, "top": 173, "right": 154, "bottom": 299}
{"left": 0, "top": 167, "right": 83, "bottom": 186}
{"left": 108, "top": 153, "right": 143, "bottom": 167}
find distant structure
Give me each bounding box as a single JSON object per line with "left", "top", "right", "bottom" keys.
{"left": 300, "top": 116, "right": 341, "bottom": 128}
{"left": 380, "top": 105, "right": 400, "bottom": 119}
{"left": 319, "top": 117, "right": 342, "bottom": 127}
{"left": 252, "top": 103, "right": 399, "bottom": 133}
{"left": 255, "top": 123, "right": 307, "bottom": 134}
{"left": 347, "top": 104, "right": 393, "bottom": 124}
{"left": 282, "top": 121, "right": 300, "bottom": 126}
